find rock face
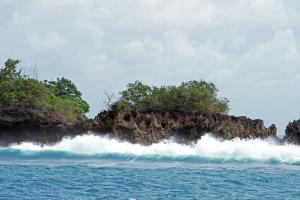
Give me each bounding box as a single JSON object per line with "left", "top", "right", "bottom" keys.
{"left": 0, "top": 102, "right": 279, "bottom": 146}
{"left": 82, "top": 108, "right": 278, "bottom": 145}
{"left": 0, "top": 103, "right": 82, "bottom": 146}
{"left": 283, "top": 119, "right": 300, "bottom": 144}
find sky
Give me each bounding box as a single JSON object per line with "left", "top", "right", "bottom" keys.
{"left": 1, "top": 0, "right": 300, "bottom": 136}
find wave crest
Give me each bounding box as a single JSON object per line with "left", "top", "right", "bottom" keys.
{"left": 6, "top": 134, "right": 300, "bottom": 164}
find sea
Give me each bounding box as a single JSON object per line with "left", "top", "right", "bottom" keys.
{"left": 1, "top": 133, "right": 300, "bottom": 199}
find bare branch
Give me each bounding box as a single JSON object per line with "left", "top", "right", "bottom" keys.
{"left": 102, "top": 90, "right": 116, "bottom": 111}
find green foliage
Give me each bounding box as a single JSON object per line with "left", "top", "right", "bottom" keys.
{"left": 44, "top": 77, "right": 82, "bottom": 99}
{"left": 43, "top": 77, "right": 90, "bottom": 121}
{"left": 117, "top": 80, "right": 152, "bottom": 109}
{"left": 0, "top": 79, "right": 50, "bottom": 105}
{"left": 41, "top": 94, "right": 79, "bottom": 124}
{"left": 0, "top": 59, "right": 91, "bottom": 124}
{"left": 113, "top": 80, "right": 230, "bottom": 114}
{"left": 0, "top": 59, "right": 22, "bottom": 83}
{"left": 113, "top": 100, "right": 130, "bottom": 108}
{"left": 0, "top": 79, "right": 81, "bottom": 124}
{"left": 80, "top": 114, "right": 90, "bottom": 122}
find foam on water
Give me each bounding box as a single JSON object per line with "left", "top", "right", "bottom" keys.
{"left": 2, "top": 134, "right": 300, "bottom": 199}
{"left": 6, "top": 133, "right": 300, "bottom": 164}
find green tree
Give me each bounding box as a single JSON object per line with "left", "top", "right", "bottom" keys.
{"left": 44, "top": 77, "right": 90, "bottom": 121}
{"left": 0, "top": 78, "right": 80, "bottom": 124}
{"left": 0, "top": 59, "right": 91, "bottom": 123}
{"left": 113, "top": 80, "right": 230, "bottom": 114}
{"left": 44, "top": 77, "right": 82, "bottom": 99}
{"left": 0, "top": 59, "right": 22, "bottom": 83}
{"left": 115, "top": 80, "right": 152, "bottom": 109}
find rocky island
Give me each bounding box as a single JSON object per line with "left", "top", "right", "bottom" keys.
{"left": 0, "top": 59, "right": 297, "bottom": 146}
{"left": 0, "top": 59, "right": 89, "bottom": 146}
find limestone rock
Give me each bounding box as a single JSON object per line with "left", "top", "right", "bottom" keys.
{"left": 0, "top": 102, "right": 82, "bottom": 146}
{"left": 283, "top": 119, "right": 300, "bottom": 144}
{"left": 82, "top": 108, "right": 278, "bottom": 145}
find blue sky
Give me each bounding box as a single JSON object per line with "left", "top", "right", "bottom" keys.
{"left": 1, "top": 0, "right": 300, "bottom": 136}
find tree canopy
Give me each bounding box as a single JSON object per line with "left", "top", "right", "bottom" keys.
{"left": 0, "top": 58, "right": 90, "bottom": 123}
{"left": 113, "top": 80, "right": 229, "bottom": 114}
{"left": 44, "top": 77, "right": 90, "bottom": 115}
{"left": 44, "top": 77, "right": 82, "bottom": 99}
{"left": 0, "top": 59, "right": 22, "bottom": 83}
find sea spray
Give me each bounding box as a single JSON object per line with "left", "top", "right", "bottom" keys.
{"left": 5, "top": 133, "right": 300, "bottom": 165}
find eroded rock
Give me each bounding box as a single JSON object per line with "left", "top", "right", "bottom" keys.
{"left": 82, "top": 108, "right": 278, "bottom": 145}
{"left": 0, "top": 102, "right": 82, "bottom": 146}
{"left": 283, "top": 119, "right": 300, "bottom": 144}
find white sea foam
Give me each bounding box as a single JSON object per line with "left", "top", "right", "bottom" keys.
{"left": 9, "top": 133, "right": 300, "bottom": 163}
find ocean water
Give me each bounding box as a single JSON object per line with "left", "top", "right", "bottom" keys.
{"left": 1, "top": 134, "right": 300, "bottom": 199}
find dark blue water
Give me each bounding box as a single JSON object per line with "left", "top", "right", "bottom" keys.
{"left": 1, "top": 134, "right": 300, "bottom": 199}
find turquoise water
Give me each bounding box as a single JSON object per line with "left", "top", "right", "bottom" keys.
{"left": 1, "top": 134, "right": 300, "bottom": 199}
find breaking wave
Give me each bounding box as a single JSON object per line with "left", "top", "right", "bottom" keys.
{"left": 1, "top": 134, "right": 300, "bottom": 165}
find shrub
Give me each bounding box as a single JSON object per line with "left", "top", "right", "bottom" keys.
{"left": 44, "top": 77, "right": 90, "bottom": 121}
{"left": 0, "top": 79, "right": 50, "bottom": 106}
{"left": 115, "top": 80, "right": 152, "bottom": 109}
{"left": 0, "top": 79, "right": 82, "bottom": 124}
{"left": 0, "top": 59, "right": 91, "bottom": 124}
{"left": 41, "top": 94, "right": 79, "bottom": 124}
{"left": 113, "top": 80, "right": 229, "bottom": 114}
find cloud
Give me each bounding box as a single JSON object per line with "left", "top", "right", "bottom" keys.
{"left": 241, "top": 29, "right": 300, "bottom": 83}
{"left": 26, "top": 32, "right": 65, "bottom": 49}
{"left": 213, "top": 0, "right": 299, "bottom": 27}
{"left": 101, "top": 0, "right": 299, "bottom": 28}
{"left": 164, "top": 31, "right": 195, "bottom": 58}
{"left": 1, "top": 1, "right": 300, "bottom": 134}
{"left": 228, "top": 29, "right": 248, "bottom": 49}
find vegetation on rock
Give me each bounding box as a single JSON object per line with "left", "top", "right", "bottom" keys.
{"left": 113, "top": 80, "right": 229, "bottom": 114}
{"left": 44, "top": 77, "right": 90, "bottom": 122}
{"left": 0, "top": 59, "right": 90, "bottom": 124}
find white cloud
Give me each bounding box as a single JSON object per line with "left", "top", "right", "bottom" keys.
{"left": 99, "top": 0, "right": 299, "bottom": 28}
{"left": 214, "top": 0, "right": 298, "bottom": 27}
{"left": 243, "top": 29, "right": 299, "bottom": 72}
{"left": 1, "top": 1, "right": 300, "bottom": 135}
{"left": 196, "top": 39, "right": 226, "bottom": 61}
{"left": 26, "top": 32, "right": 65, "bottom": 49}
{"left": 12, "top": 10, "right": 30, "bottom": 24}
{"left": 228, "top": 29, "right": 247, "bottom": 49}
{"left": 164, "top": 31, "right": 195, "bottom": 58}
{"left": 117, "top": 40, "right": 152, "bottom": 65}
{"left": 142, "top": 39, "right": 164, "bottom": 56}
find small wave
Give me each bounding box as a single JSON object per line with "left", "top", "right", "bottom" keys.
{"left": 4, "top": 134, "right": 300, "bottom": 165}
